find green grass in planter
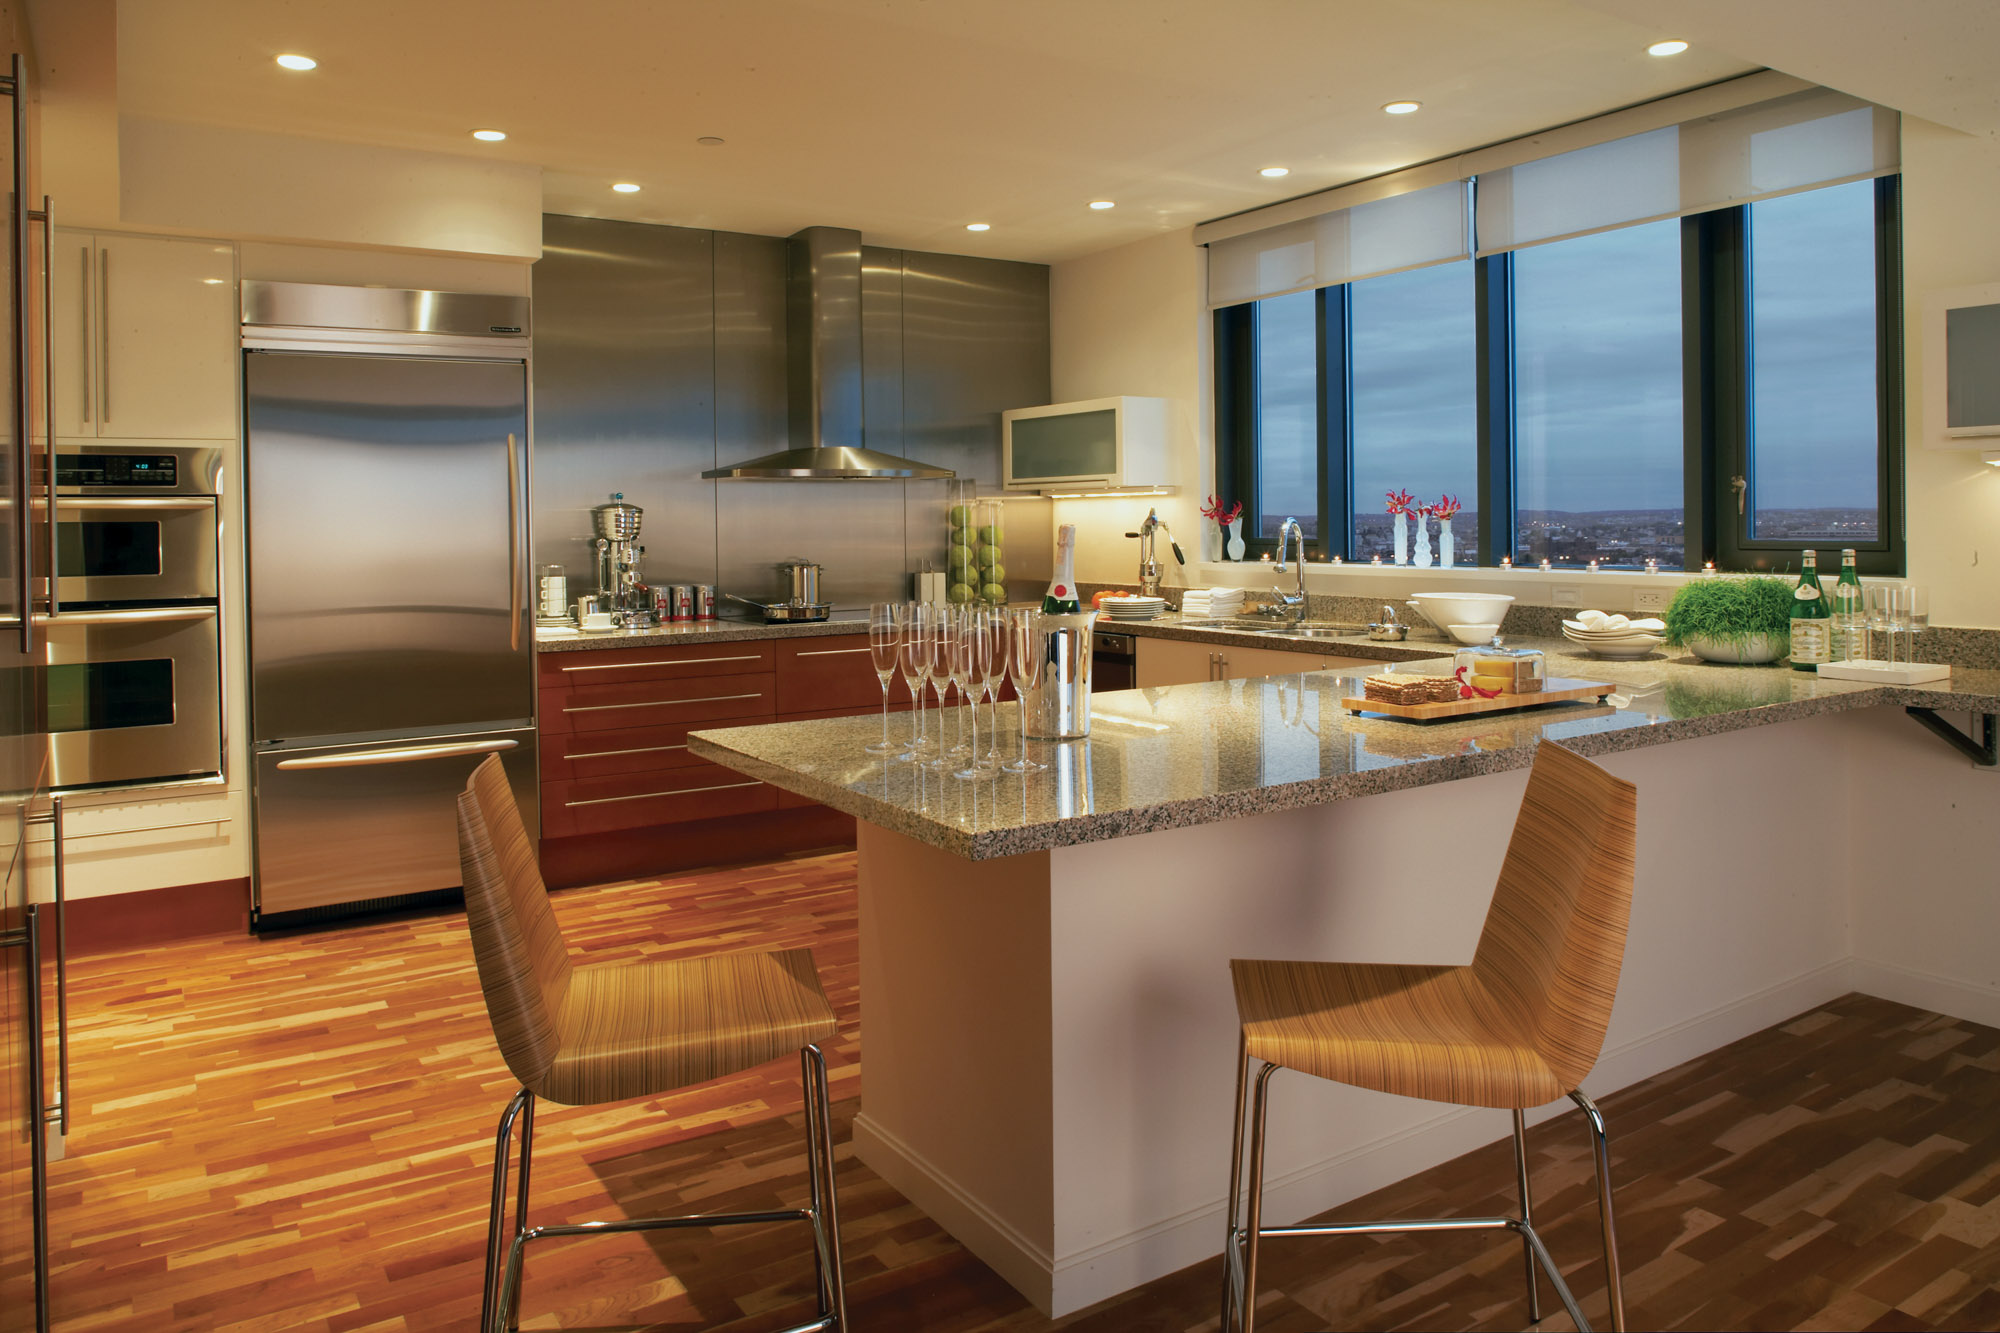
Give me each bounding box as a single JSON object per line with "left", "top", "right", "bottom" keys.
{"left": 1663, "top": 576, "right": 1794, "bottom": 650}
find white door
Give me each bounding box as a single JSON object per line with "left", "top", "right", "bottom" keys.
{"left": 95, "top": 235, "right": 237, "bottom": 440}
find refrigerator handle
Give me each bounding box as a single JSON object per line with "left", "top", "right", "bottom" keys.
{"left": 9, "top": 57, "right": 32, "bottom": 655}
{"left": 275, "top": 738, "right": 519, "bottom": 771}
{"left": 25, "top": 901, "right": 52, "bottom": 1329}
{"left": 27, "top": 797, "right": 68, "bottom": 1137}
{"left": 507, "top": 430, "right": 521, "bottom": 652}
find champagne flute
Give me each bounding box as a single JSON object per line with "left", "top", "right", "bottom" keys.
{"left": 866, "top": 602, "right": 906, "bottom": 754}
{"left": 954, "top": 611, "right": 988, "bottom": 779}
{"left": 979, "top": 609, "right": 1009, "bottom": 769}
{"left": 1864, "top": 583, "right": 1895, "bottom": 665}
{"left": 898, "top": 602, "right": 933, "bottom": 756}
{"left": 923, "top": 608, "right": 959, "bottom": 769}
{"left": 1904, "top": 585, "right": 1929, "bottom": 664}
{"left": 1003, "top": 609, "right": 1046, "bottom": 773}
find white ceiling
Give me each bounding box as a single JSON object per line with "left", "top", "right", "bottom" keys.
{"left": 105, "top": 0, "right": 1758, "bottom": 263}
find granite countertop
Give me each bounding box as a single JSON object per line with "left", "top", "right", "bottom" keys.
{"left": 688, "top": 641, "right": 2000, "bottom": 860}
{"left": 536, "top": 617, "right": 871, "bottom": 652}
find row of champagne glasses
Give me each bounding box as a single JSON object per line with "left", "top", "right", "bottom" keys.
{"left": 867, "top": 603, "right": 1047, "bottom": 775}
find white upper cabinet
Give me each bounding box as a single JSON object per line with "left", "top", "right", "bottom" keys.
{"left": 53, "top": 231, "right": 237, "bottom": 441}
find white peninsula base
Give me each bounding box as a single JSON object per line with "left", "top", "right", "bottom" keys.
{"left": 850, "top": 707, "right": 1999, "bottom": 1317}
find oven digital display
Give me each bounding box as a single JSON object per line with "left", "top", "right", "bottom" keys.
{"left": 57, "top": 453, "right": 179, "bottom": 487}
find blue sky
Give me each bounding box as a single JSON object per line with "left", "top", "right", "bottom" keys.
{"left": 1253, "top": 179, "right": 1879, "bottom": 526}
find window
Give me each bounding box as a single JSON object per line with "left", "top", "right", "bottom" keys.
{"left": 1349, "top": 262, "right": 1478, "bottom": 562}
{"left": 1214, "top": 176, "right": 1902, "bottom": 572}
{"left": 1511, "top": 220, "right": 1684, "bottom": 568}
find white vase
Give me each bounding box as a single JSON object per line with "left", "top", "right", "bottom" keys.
{"left": 1413, "top": 515, "right": 1432, "bottom": 568}
{"left": 1439, "top": 519, "right": 1455, "bottom": 569}
{"left": 1225, "top": 520, "right": 1246, "bottom": 562}
{"left": 1392, "top": 512, "right": 1408, "bottom": 566}
{"left": 1206, "top": 524, "right": 1225, "bottom": 562}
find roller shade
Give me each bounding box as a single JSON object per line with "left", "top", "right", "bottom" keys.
{"left": 1475, "top": 88, "right": 1898, "bottom": 255}
{"left": 1206, "top": 179, "right": 1469, "bottom": 307}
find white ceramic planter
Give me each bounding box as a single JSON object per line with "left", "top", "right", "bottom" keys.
{"left": 1683, "top": 632, "right": 1784, "bottom": 664}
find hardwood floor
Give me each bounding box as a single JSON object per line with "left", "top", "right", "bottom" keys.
{"left": 45, "top": 850, "right": 2000, "bottom": 1331}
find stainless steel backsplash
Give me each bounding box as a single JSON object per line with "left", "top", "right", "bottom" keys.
{"left": 533, "top": 215, "right": 1050, "bottom": 612}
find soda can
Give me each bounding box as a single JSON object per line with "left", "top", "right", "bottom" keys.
{"left": 693, "top": 584, "right": 716, "bottom": 620}
{"left": 666, "top": 584, "right": 694, "bottom": 622}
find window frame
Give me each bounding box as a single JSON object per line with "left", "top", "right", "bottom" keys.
{"left": 1213, "top": 176, "right": 1906, "bottom": 575}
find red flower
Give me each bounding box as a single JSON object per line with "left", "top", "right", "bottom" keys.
{"left": 1433, "top": 493, "right": 1463, "bottom": 520}
{"left": 1385, "top": 488, "right": 1417, "bottom": 516}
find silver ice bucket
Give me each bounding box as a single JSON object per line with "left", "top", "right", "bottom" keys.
{"left": 1025, "top": 610, "right": 1098, "bottom": 740}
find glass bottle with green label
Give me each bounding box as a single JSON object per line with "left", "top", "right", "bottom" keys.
{"left": 1789, "top": 550, "right": 1833, "bottom": 671}
{"left": 1831, "top": 548, "right": 1865, "bottom": 662}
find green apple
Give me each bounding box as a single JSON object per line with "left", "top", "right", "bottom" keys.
{"left": 948, "top": 547, "right": 973, "bottom": 573}
{"left": 977, "top": 543, "right": 1002, "bottom": 568}
{"left": 948, "top": 504, "right": 973, "bottom": 527}
{"left": 984, "top": 562, "right": 1005, "bottom": 584}
{"left": 976, "top": 523, "right": 1003, "bottom": 544}
{"left": 948, "top": 581, "right": 975, "bottom": 604}
{"left": 980, "top": 583, "right": 1007, "bottom": 604}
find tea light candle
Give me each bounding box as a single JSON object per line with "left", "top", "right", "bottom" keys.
{"left": 1644, "top": 558, "right": 1659, "bottom": 574}
{"left": 1703, "top": 560, "right": 1716, "bottom": 575}
{"left": 1587, "top": 559, "right": 1601, "bottom": 572}
{"left": 1500, "top": 556, "right": 1512, "bottom": 569}
{"left": 1539, "top": 557, "right": 1553, "bottom": 571}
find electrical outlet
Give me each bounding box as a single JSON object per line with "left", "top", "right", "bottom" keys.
{"left": 1632, "top": 589, "right": 1669, "bottom": 612}
{"left": 1552, "top": 586, "right": 1581, "bottom": 607}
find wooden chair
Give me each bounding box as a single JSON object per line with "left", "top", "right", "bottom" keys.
{"left": 1222, "top": 740, "right": 1638, "bottom": 1333}
{"left": 455, "top": 754, "right": 846, "bottom": 1333}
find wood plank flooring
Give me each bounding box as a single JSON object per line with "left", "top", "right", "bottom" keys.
{"left": 44, "top": 849, "right": 2000, "bottom": 1331}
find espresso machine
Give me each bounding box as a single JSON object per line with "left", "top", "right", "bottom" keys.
{"left": 586, "top": 494, "right": 661, "bottom": 628}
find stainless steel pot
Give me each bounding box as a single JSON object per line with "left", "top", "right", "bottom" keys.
{"left": 783, "top": 561, "right": 822, "bottom": 607}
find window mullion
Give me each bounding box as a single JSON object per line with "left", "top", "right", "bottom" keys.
{"left": 1474, "top": 254, "right": 1513, "bottom": 565}
{"left": 1316, "top": 286, "right": 1351, "bottom": 559}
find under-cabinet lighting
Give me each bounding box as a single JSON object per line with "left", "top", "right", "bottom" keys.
{"left": 1088, "top": 200, "right": 1115, "bottom": 210}
{"left": 275, "top": 53, "right": 317, "bottom": 71}
{"left": 1647, "top": 40, "right": 1689, "bottom": 56}
{"left": 1259, "top": 166, "right": 1290, "bottom": 178}
{"left": 965, "top": 222, "right": 990, "bottom": 232}
{"left": 611, "top": 182, "right": 641, "bottom": 193}
{"left": 472, "top": 129, "right": 507, "bottom": 142}
{"left": 1382, "top": 100, "right": 1422, "bottom": 115}
{"left": 1983, "top": 450, "right": 2000, "bottom": 467}
{"left": 1042, "top": 488, "right": 1173, "bottom": 499}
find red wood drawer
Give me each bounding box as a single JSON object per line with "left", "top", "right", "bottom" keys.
{"left": 539, "top": 720, "right": 720, "bottom": 782}
{"left": 776, "top": 635, "right": 884, "bottom": 713}
{"left": 542, "top": 672, "right": 776, "bottom": 734}
{"left": 541, "top": 761, "right": 776, "bottom": 837}
{"left": 538, "top": 641, "right": 775, "bottom": 686}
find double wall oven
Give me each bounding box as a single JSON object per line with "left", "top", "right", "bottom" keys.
{"left": 37, "top": 443, "right": 224, "bottom": 791}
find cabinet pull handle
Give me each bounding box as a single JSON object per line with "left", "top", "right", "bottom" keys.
{"left": 562, "top": 690, "right": 763, "bottom": 714}
{"left": 563, "top": 742, "right": 687, "bottom": 760}
{"left": 78, "top": 242, "right": 91, "bottom": 424}
{"left": 794, "top": 647, "right": 871, "bottom": 657}
{"left": 560, "top": 654, "right": 762, "bottom": 672}
{"left": 565, "top": 780, "right": 760, "bottom": 808}
{"left": 98, "top": 245, "right": 110, "bottom": 423}
{"left": 506, "top": 432, "right": 520, "bottom": 652}
{"left": 275, "top": 738, "right": 518, "bottom": 770}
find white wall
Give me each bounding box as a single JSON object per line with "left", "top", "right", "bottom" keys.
{"left": 1048, "top": 117, "right": 2000, "bottom": 630}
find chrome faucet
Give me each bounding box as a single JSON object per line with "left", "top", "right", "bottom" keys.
{"left": 1271, "top": 517, "right": 1308, "bottom": 623}
{"left": 1125, "top": 508, "right": 1185, "bottom": 598}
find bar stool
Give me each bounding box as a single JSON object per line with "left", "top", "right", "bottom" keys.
{"left": 1222, "top": 740, "right": 1638, "bottom": 1333}
{"left": 455, "top": 755, "right": 847, "bottom": 1333}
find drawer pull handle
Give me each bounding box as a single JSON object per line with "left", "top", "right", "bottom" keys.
{"left": 565, "top": 780, "right": 761, "bottom": 808}
{"left": 562, "top": 691, "right": 764, "bottom": 714}
{"left": 563, "top": 742, "right": 688, "bottom": 760}
{"left": 561, "top": 654, "right": 763, "bottom": 672}
{"left": 794, "top": 647, "right": 872, "bottom": 657}
{"left": 277, "top": 739, "right": 519, "bottom": 770}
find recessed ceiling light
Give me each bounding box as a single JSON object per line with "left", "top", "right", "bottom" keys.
{"left": 1088, "top": 200, "right": 1115, "bottom": 210}
{"left": 1647, "top": 39, "right": 1689, "bottom": 56}
{"left": 274, "top": 53, "right": 317, "bottom": 71}
{"left": 1259, "top": 167, "right": 1289, "bottom": 178}
{"left": 1382, "top": 100, "right": 1422, "bottom": 115}
{"left": 471, "top": 129, "right": 506, "bottom": 142}
{"left": 611, "top": 182, "right": 641, "bottom": 194}
{"left": 965, "top": 223, "right": 990, "bottom": 232}
{"left": 696, "top": 136, "right": 725, "bottom": 147}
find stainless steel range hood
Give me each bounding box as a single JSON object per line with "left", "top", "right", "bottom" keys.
{"left": 703, "top": 227, "right": 954, "bottom": 480}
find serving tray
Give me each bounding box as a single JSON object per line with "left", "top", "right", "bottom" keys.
{"left": 1342, "top": 676, "right": 1616, "bottom": 721}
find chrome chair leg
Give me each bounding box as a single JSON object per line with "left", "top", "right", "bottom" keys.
{"left": 482, "top": 1089, "right": 531, "bottom": 1333}
{"left": 1569, "top": 1089, "right": 1626, "bottom": 1333}
{"left": 1239, "top": 1062, "right": 1279, "bottom": 1333}
{"left": 509, "top": 1093, "right": 535, "bottom": 1332}
{"left": 1512, "top": 1108, "right": 1542, "bottom": 1325}
{"left": 802, "top": 1044, "right": 848, "bottom": 1330}
{"left": 1220, "top": 1036, "right": 1250, "bottom": 1333}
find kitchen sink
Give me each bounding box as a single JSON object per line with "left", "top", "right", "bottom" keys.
{"left": 1182, "top": 618, "right": 1367, "bottom": 638}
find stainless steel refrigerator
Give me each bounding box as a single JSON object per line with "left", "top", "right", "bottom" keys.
{"left": 243, "top": 285, "right": 538, "bottom": 927}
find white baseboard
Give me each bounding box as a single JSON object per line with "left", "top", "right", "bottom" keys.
{"left": 1848, "top": 958, "right": 2000, "bottom": 1029}
{"left": 856, "top": 959, "right": 1864, "bottom": 1319}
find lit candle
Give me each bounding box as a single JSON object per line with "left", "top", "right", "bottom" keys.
{"left": 1500, "top": 556, "right": 1512, "bottom": 569}
{"left": 1540, "top": 557, "right": 1553, "bottom": 571}
{"left": 1645, "top": 558, "right": 1659, "bottom": 574}
{"left": 1587, "top": 559, "right": 1600, "bottom": 572}
{"left": 1703, "top": 560, "right": 1716, "bottom": 576}
{"left": 1370, "top": 554, "right": 1382, "bottom": 565}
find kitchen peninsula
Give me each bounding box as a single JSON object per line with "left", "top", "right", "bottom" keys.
{"left": 690, "top": 648, "right": 2000, "bottom": 1316}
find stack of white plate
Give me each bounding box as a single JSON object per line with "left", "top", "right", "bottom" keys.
{"left": 1562, "top": 610, "right": 1666, "bottom": 658}
{"left": 1102, "top": 595, "right": 1168, "bottom": 621}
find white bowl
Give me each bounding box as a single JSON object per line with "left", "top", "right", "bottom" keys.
{"left": 1409, "top": 591, "right": 1515, "bottom": 630}
{"left": 1684, "top": 632, "right": 1784, "bottom": 664}
{"left": 1446, "top": 623, "right": 1502, "bottom": 645}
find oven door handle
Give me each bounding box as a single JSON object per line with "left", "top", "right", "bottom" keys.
{"left": 44, "top": 496, "right": 218, "bottom": 511}
{"left": 33, "top": 605, "right": 217, "bottom": 626}
{"left": 275, "top": 738, "right": 519, "bottom": 771}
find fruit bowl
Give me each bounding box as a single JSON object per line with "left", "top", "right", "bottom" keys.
{"left": 1408, "top": 592, "right": 1515, "bottom": 631}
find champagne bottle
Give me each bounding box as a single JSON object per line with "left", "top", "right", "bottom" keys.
{"left": 1042, "top": 524, "right": 1081, "bottom": 614}
{"left": 1831, "top": 548, "right": 1864, "bottom": 662}
{"left": 1788, "top": 550, "right": 1832, "bottom": 671}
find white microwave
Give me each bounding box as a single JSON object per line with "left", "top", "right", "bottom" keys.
{"left": 1001, "top": 395, "right": 1170, "bottom": 492}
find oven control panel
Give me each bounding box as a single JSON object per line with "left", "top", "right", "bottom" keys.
{"left": 57, "top": 453, "right": 180, "bottom": 488}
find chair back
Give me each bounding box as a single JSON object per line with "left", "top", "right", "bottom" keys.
{"left": 457, "top": 754, "right": 573, "bottom": 1093}
{"left": 1471, "top": 741, "right": 1638, "bottom": 1092}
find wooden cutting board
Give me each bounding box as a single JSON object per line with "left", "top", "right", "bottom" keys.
{"left": 1342, "top": 676, "right": 1615, "bottom": 720}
